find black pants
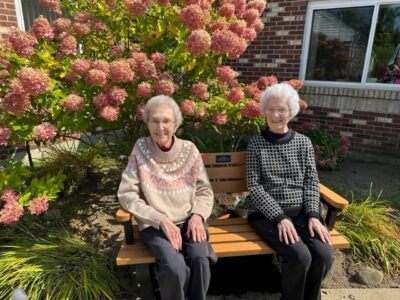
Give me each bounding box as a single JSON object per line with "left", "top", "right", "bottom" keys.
{"left": 248, "top": 212, "right": 333, "bottom": 300}
{"left": 139, "top": 219, "right": 216, "bottom": 300}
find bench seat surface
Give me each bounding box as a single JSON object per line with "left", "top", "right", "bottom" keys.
{"left": 116, "top": 217, "right": 350, "bottom": 266}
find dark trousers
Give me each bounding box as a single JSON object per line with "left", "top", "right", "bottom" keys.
{"left": 139, "top": 219, "right": 216, "bottom": 300}
{"left": 248, "top": 212, "right": 333, "bottom": 300}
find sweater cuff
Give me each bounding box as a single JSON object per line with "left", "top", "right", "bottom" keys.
{"left": 274, "top": 213, "right": 290, "bottom": 224}
{"left": 308, "top": 212, "right": 323, "bottom": 221}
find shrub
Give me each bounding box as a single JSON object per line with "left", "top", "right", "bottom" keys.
{"left": 0, "top": 225, "right": 120, "bottom": 299}
{"left": 336, "top": 190, "right": 400, "bottom": 276}
{"left": 297, "top": 122, "right": 350, "bottom": 170}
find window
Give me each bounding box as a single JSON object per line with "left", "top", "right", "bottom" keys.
{"left": 301, "top": 0, "right": 400, "bottom": 87}
{"left": 16, "top": 0, "right": 59, "bottom": 31}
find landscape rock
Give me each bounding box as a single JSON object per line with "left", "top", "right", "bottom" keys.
{"left": 355, "top": 267, "right": 384, "bottom": 286}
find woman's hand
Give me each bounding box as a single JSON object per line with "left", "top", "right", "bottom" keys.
{"left": 308, "top": 217, "right": 332, "bottom": 245}
{"left": 187, "top": 214, "right": 207, "bottom": 243}
{"left": 278, "top": 218, "right": 299, "bottom": 244}
{"left": 160, "top": 216, "right": 182, "bottom": 251}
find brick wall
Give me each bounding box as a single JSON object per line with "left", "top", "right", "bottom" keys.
{"left": 0, "top": 0, "right": 17, "bottom": 36}
{"left": 296, "top": 87, "right": 400, "bottom": 159}
{"left": 228, "top": 0, "right": 307, "bottom": 83}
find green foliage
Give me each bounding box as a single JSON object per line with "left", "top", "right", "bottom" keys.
{"left": 0, "top": 225, "right": 120, "bottom": 299}
{"left": 0, "top": 160, "right": 66, "bottom": 205}
{"left": 336, "top": 191, "right": 400, "bottom": 276}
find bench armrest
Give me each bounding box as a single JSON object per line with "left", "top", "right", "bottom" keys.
{"left": 116, "top": 207, "right": 132, "bottom": 222}
{"left": 319, "top": 183, "right": 349, "bottom": 230}
{"left": 116, "top": 208, "right": 134, "bottom": 244}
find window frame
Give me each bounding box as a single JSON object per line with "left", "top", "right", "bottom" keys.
{"left": 300, "top": 0, "right": 400, "bottom": 90}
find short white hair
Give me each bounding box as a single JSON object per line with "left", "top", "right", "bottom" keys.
{"left": 143, "top": 95, "right": 183, "bottom": 127}
{"left": 260, "top": 83, "right": 300, "bottom": 119}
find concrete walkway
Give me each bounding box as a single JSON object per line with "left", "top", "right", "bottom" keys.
{"left": 322, "top": 288, "right": 400, "bottom": 300}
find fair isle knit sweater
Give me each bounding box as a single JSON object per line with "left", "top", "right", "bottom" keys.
{"left": 246, "top": 129, "right": 322, "bottom": 223}
{"left": 118, "top": 136, "right": 214, "bottom": 231}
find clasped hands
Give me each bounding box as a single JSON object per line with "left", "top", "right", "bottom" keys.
{"left": 278, "top": 217, "right": 332, "bottom": 245}
{"left": 160, "top": 214, "right": 206, "bottom": 251}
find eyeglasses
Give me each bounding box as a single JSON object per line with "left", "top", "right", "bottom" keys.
{"left": 265, "top": 108, "right": 290, "bottom": 115}
{"left": 149, "top": 119, "right": 175, "bottom": 128}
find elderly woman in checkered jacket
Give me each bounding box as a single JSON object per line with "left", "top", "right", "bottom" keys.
{"left": 245, "top": 83, "right": 333, "bottom": 300}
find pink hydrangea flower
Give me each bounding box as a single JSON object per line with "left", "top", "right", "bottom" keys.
{"left": 100, "top": 106, "right": 119, "bottom": 122}
{"left": 60, "top": 35, "right": 77, "bottom": 56}
{"left": 229, "top": 20, "right": 247, "bottom": 37}
{"left": 212, "top": 112, "right": 228, "bottom": 125}
{"left": 39, "top": 0, "right": 62, "bottom": 15}
{"left": 92, "top": 60, "right": 110, "bottom": 74}
{"left": 107, "top": 86, "right": 128, "bottom": 106}
{"left": 32, "top": 122, "right": 57, "bottom": 141}
{"left": 92, "top": 93, "right": 109, "bottom": 109}
{"left": 257, "top": 76, "right": 277, "bottom": 89}
{"left": 232, "top": 0, "right": 246, "bottom": 15}
{"left": 52, "top": 18, "right": 71, "bottom": 35}
{"left": 124, "top": 0, "right": 151, "bottom": 17}
{"left": 73, "top": 22, "right": 90, "bottom": 37}
{"left": 216, "top": 66, "right": 239, "bottom": 84}
{"left": 180, "top": 5, "right": 211, "bottom": 30}
{"left": 186, "top": 30, "right": 211, "bottom": 57}
{"left": 105, "top": 0, "right": 117, "bottom": 8}
{"left": 285, "top": 79, "right": 304, "bottom": 91}
{"left": 8, "top": 28, "right": 37, "bottom": 57}
{"left": 72, "top": 59, "right": 91, "bottom": 75}
{"left": 94, "top": 21, "right": 108, "bottom": 32}
{"left": 136, "top": 82, "right": 153, "bottom": 98}
{"left": 242, "top": 9, "right": 259, "bottom": 26}
{"left": 136, "top": 104, "right": 144, "bottom": 120}
{"left": 1, "top": 189, "right": 18, "bottom": 203}
{"left": 246, "top": 0, "right": 267, "bottom": 15}
{"left": 180, "top": 99, "right": 196, "bottom": 115}
{"left": 218, "top": 4, "right": 235, "bottom": 19}
{"left": 74, "top": 12, "right": 92, "bottom": 23}
{"left": 137, "top": 59, "right": 157, "bottom": 80}
{"left": 227, "top": 87, "right": 244, "bottom": 104}
{"left": 111, "top": 45, "right": 123, "bottom": 58}
{"left": 191, "top": 82, "right": 209, "bottom": 100}
{"left": 243, "top": 82, "right": 260, "bottom": 99}
{"left": 32, "top": 15, "right": 54, "bottom": 40}
{"left": 130, "top": 52, "right": 148, "bottom": 70}
{"left": 28, "top": 196, "right": 49, "bottom": 215}
{"left": 242, "top": 27, "right": 257, "bottom": 42}
{"left": 0, "top": 199, "right": 24, "bottom": 224}
{"left": 109, "top": 60, "right": 135, "bottom": 83}
{"left": 154, "top": 79, "right": 175, "bottom": 95}
{"left": 252, "top": 18, "right": 264, "bottom": 33}
{"left": 241, "top": 100, "right": 260, "bottom": 118}
{"left": 17, "top": 67, "right": 51, "bottom": 96}
{"left": 85, "top": 69, "right": 107, "bottom": 87}
{"left": 227, "top": 37, "right": 247, "bottom": 59}
{"left": 151, "top": 52, "right": 166, "bottom": 69}
{"left": 208, "top": 20, "right": 229, "bottom": 32}
{"left": 2, "top": 92, "right": 30, "bottom": 116}
{"left": 65, "top": 71, "right": 80, "bottom": 83}
{"left": 157, "top": 0, "right": 170, "bottom": 6}
{"left": 63, "top": 93, "right": 84, "bottom": 112}
{"left": 0, "top": 127, "right": 11, "bottom": 146}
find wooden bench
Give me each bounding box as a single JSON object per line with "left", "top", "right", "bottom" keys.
{"left": 116, "top": 152, "right": 350, "bottom": 266}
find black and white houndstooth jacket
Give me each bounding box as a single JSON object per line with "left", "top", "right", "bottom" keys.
{"left": 246, "top": 129, "right": 322, "bottom": 223}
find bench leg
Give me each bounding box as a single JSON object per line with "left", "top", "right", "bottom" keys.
{"left": 149, "top": 264, "right": 162, "bottom": 300}
{"left": 123, "top": 220, "right": 134, "bottom": 244}
{"left": 325, "top": 207, "right": 339, "bottom": 231}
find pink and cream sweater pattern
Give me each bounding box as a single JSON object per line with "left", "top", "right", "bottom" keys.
{"left": 118, "top": 136, "right": 214, "bottom": 230}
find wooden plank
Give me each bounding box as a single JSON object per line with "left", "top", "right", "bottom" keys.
{"left": 210, "top": 180, "right": 247, "bottom": 193}
{"left": 206, "top": 166, "right": 246, "bottom": 180}
{"left": 202, "top": 152, "right": 247, "bottom": 165}
{"left": 209, "top": 232, "right": 261, "bottom": 243}
{"left": 319, "top": 184, "right": 349, "bottom": 209}
{"left": 208, "top": 224, "right": 254, "bottom": 234}
{"left": 209, "top": 217, "right": 248, "bottom": 226}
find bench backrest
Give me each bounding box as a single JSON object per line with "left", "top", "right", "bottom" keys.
{"left": 201, "top": 152, "right": 247, "bottom": 193}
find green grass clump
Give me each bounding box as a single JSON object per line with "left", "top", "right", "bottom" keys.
{"left": 336, "top": 191, "right": 400, "bottom": 276}
{"left": 0, "top": 227, "right": 120, "bottom": 299}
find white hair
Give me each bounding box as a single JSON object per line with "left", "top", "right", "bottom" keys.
{"left": 143, "top": 95, "right": 183, "bottom": 127}
{"left": 260, "top": 83, "right": 300, "bottom": 119}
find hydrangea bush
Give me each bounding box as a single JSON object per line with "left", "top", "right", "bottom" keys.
{"left": 0, "top": 0, "right": 307, "bottom": 223}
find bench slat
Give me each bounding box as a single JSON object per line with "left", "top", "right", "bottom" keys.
{"left": 207, "top": 166, "right": 246, "bottom": 180}
{"left": 210, "top": 180, "right": 247, "bottom": 193}
{"left": 202, "top": 152, "right": 247, "bottom": 165}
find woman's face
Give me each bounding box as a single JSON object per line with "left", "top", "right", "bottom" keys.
{"left": 146, "top": 104, "right": 176, "bottom": 147}
{"left": 263, "top": 96, "right": 291, "bottom": 134}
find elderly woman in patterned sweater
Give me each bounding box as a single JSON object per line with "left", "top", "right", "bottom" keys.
{"left": 118, "top": 95, "right": 216, "bottom": 300}
{"left": 246, "top": 83, "right": 333, "bottom": 300}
